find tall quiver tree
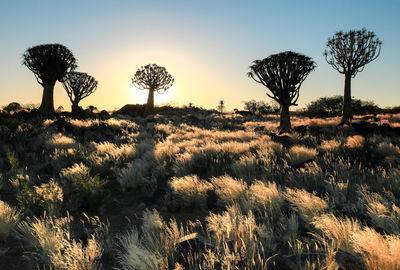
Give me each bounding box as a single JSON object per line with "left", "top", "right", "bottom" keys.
{"left": 23, "top": 44, "right": 77, "bottom": 114}
{"left": 62, "top": 71, "right": 98, "bottom": 113}
{"left": 324, "top": 28, "right": 382, "bottom": 124}
{"left": 248, "top": 51, "right": 316, "bottom": 132}
{"left": 132, "top": 64, "right": 174, "bottom": 114}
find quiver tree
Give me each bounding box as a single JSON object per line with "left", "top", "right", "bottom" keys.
{"left": 131, "top": 64, "right": 174, "bottom": 114}
{"left": 22, "top": 44, "right": 77, "bottom": 114}
{"left": 62, "top": 71, "right": 98, "bottom": 113}
{"left": 248, "top": 51, "right": 316, "bottom": 132}
{"left": 324, "top": 28, "right": 382, "bottom": 123}
{"left": 217, "top": 100, "right": 225, "bottom": 113}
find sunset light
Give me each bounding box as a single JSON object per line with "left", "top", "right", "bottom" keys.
{"left": 1, "top": 1, "right": 400, "bottom": 269}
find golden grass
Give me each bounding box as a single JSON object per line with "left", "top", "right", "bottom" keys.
{"left": 0, "top": 200, "right": 21, "bottom": 241}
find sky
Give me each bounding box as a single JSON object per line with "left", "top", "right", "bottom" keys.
{"left": 0, "top": 0, "right": 399, "bottom": 111}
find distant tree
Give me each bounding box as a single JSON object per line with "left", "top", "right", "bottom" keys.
{"left": 22, "top": 44, "right": 77, "bottom": 114}
{"left": 62, "top": 71, "right": 98, "bottom": 113}
{"left": 56, "top": 106, "right": 64, "bottom": 113}
{"left": 188, "top": 102, "right": 193, "bottom": 108}
{"left": 244, "top": 100, "right": 258, "bottom": 115}
{"left": 3, "top": 102, "right": 22, "bottom": 113}
{"left": 217, "top": 100, "right": 225, "bottom": 113}
{"left": 131, "top": 64, "right": 174, "bottom": 114}
{"left": 244, "top": 100, "right": 280, "bottom": 115}
{"left": 248, "top": 51, "right": 316, "bottom": 132}
{"left": 324, "top": 28, "right": 382, "bottom": 123}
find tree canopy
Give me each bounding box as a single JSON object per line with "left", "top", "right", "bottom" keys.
{"left": 23, "top": 44, "right": 77, "bottom": 84}
{"left": 248, "top": 51, "right": 316, "bottom": 106}
{"left": 324, "top": 28, "right": 382, "bottom": 78}
{"left": 132, "top": 64, "right": 174, "bottom": 93}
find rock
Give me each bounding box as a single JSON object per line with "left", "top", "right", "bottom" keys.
{"left": 335, "top": 251, "right": 365, "bottom": 270}
{"left": 254, "top": 126, "right": 266, "bottom": 133}
{"left": 269, "top": 133, "right": 297, "bottom": 148}
{"left": 49, "top": 118, "right": 74, "bottom": 133}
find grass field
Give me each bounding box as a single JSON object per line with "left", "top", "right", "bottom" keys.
{"left": 1, "top": 109, "right": 400, "bottom": 269}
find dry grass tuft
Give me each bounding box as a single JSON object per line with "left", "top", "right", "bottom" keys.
{"left": 345, "top": 135, "right": 365, "bottom": 149}
{"left": 0, "top": 200, "right": 21, "bottom": 241}
{"left": 287, "top": 145, "right": 318, "bottom": 166}
{"left": 285, "top": 188, "right": 328, "bottom": 223}
{"left": 170, "top": 175, "right": 212, "bottom": 208}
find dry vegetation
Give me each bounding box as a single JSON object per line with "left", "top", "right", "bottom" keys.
{"left": 1, "top": 109, "right": 400, "bottom": 269}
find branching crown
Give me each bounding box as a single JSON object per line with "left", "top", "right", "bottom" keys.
{"left": 131, "top": 64, "right": 174, "bottom": 94}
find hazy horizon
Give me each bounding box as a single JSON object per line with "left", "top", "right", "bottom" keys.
{"left": 1, "top": 0, "right": 399, "bottom": 111}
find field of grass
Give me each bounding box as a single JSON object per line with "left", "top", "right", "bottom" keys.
{"left": 1, "top": 109, "right": 400, "bottom": 269}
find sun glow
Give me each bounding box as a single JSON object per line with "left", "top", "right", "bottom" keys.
{"left": 130, "top": 86, "right": 175, "bottom": 105}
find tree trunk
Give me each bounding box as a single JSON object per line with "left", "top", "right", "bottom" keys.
{"left": 145, "top": 89, "right": 155, "bottom": 114}
{"left": 279, "top": 102, "right": 291, "bottom": 133}
{"left": 39, "top": 81, "right": 56, "bottom": 114}
{"left": 71, "top": 101, "right": 80, "bottom": 114}
{"left": 341, "top": 73, "right": 352, "bottom": 124}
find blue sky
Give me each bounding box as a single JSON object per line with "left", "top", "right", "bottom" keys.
{"left": 0, "top": 0, "right": 399, "bottom": 110}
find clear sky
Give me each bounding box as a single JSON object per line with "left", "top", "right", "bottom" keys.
{"left": 0, "top": 0, "right": 399, "bottom": 111}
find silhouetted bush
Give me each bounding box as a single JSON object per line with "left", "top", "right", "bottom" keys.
{"left": 303, "top": 96, "right": 381, "bottom": 117}
{"left": 3, "top": 102, "right": 22, "bottom": 113}
{"left": 243, "top": 100, "right": 279, "bottom": 115}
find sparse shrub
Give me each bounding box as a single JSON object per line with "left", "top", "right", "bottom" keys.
{"left": 71, "top": 171, "right": 107, "bottom": 212}
{"left": 0, "top": 200, "right": 21, "bottom": 241}
{"left": 61, "top": 163, "right": 108, "bottom": 211}
{"left": 17, "top": 179, "right": 63, "bottom": 216}
{"left": 170, "top": 175, "right": 213, "bottom": 208}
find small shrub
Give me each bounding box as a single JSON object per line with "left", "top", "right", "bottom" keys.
{"left": 0, "top": 200, "right": 21, "bottom": 241}
{"left": 61, "top": 163, "right": 108, "bottom": 211}
{"left": 17, "top": 179, "right": 63, "bottom": 216}
{"left": 71, "top": 172, "right": 108, "bottom": 212}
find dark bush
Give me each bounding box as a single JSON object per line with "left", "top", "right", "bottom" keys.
{"left": 303, "top": 96, "right": 382, "bottom": 117}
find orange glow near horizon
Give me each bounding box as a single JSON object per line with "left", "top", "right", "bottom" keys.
{"left": 130, "top": 85, "right": 175, "bottom": 105}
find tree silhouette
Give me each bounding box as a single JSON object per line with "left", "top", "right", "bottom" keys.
{"left": 62, "top": 71, "right": 98, "bottom": 113}
{"left": 131, "top": 64, "right": 174, "bottom": 114}
{"left": 217, "top": 100, "right": 225, "bottom": 113}
{"left": 248, "top": 51, "right": 316, "bottom": 132}
{"left": 324, "top": 28, "right": 382, "bottom": 123}
{"left": 22, "top": 44, "right": 77, "bottom": 114}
